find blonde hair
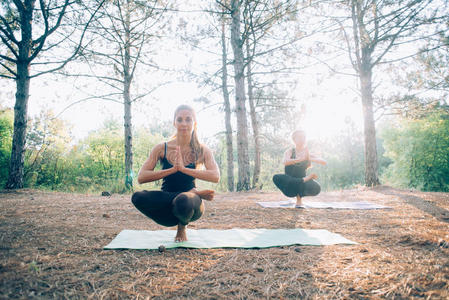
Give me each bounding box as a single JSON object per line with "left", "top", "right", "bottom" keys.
{"left": 173, "top": 104, "right": 204, "bottom": 163}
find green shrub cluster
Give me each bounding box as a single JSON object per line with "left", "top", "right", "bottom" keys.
{"left": 381, "top": 112, "right": 449, "bottom": 192}
{"left": 1, "top": 109, "right": 447, "bottom": 193}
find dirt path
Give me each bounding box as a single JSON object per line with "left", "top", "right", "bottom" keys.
{"left": 0, "top": 186, "right": 448, "bottom": 299}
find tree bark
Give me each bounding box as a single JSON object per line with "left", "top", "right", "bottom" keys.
{"left": 230, "top": 0, "right": 250, "bottom": 191}
{"left": 221, "top": 18, "right": 234, "bottom": 192}
{"left": 124, "top": 81, "right": 133, "bottom": 190}
{"left": 6, "top": 2, "right": 34, "bottom": 189}
{"left": 6, "top": 63, "right": 30, "bottom": 189}
{"left": 350, "top": 0, "right": 380, "bottom": 187}
{"left": 359, "top": 65, "right": 380, "bottom": 187}
{"left": 245, "top": 39, "right": 261, "bottom": 189}
{"left": 123, "top": 3, "right": 133, "bottom": 191}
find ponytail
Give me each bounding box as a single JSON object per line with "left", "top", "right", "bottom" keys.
{"left": 190, "top": 123, "right": 204, "bottom": 164}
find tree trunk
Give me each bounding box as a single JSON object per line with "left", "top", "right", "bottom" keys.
{"left": 221, "top": 19, "right": 234, "bottom": 192}
{"left": 124, "top": 81, "right": 133, "bottom": 190}
{"left": 6, "top": 64, "right": 30, "bottom": 189}
{"left": 245, "top": 39, "right": 261, "bottom": 189}
{"left": 360, "top": 66, "right": 380, "bottom": 187}
{"left": 123, "top": 5, "right": 133, "bottom": 191}
{"left": 230, "top": 0, "right": 250, "bottom": 191}
{"left": 6, "top": 3, "right": 34, "bottom": 189}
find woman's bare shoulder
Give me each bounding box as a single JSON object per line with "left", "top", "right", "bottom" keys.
{"left": 150, "top": 142, "right": 166, "bottom": 157}
{"left": 200, "top": 143, "right": 212, "bottom": 152}
{"left": 153, "top": 142, "right": 166, "bottom": 149}
{"left": 198, "top": 143, "right": 214, "bottom": 161}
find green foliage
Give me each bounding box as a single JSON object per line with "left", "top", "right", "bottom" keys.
{"left": 61, "top": 118, "right": 129, "bottom": 193}
{"left": 381, "top": 112, "right": 449, "bottom": 192}
{"left": 0, "top": 108, "right": 13, "bottom": 186}
{"left": 82, "top": 121, "right": 125, "bottom": 182}
{"left": 7, "top": 106, "right": 447, "bottom": 194}
{"left": 23, "top": 110, "right": 73, "bottom": 189}
{"left": 20, "top": 113, "right": 170, "bottom": 193}
{"left": 131, "top": 126, "right": 166, "bottom": 191}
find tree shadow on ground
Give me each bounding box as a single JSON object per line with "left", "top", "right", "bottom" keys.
{"left": 374, "top": 186, "right": 449, "bottom": 223}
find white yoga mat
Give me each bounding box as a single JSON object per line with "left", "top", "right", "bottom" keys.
{"left": 257, "top": 200, "right": 390, "bottom": 209}
{"left": 104, "top": 228, "right": 357, "bottom": 250}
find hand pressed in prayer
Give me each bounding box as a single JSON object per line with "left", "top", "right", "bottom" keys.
{"left": 296, "top": 148, "right": 310, "bottom": 162}
{"left": 174, "top": 146, "right": 184, "bottom": 171}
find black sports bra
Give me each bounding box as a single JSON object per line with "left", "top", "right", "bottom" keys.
{"left": 160, "top": 142, "right": 196, "bottom": 192}
{"left": 284, "top": 148, "right": 310, "bottom": 178}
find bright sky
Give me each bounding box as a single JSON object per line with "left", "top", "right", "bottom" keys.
{"left": 298, "top": 76, "right": 363, "bottom": 141}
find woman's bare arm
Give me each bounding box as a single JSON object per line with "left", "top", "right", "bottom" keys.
{"left": 309, "top": 154, "right": 327, "bottom": 165}
{"left": 137, "top": 143, "right": 176, "bottom": 184}
{"left": 283, "top": 148, "right": 309, "bottom": 166}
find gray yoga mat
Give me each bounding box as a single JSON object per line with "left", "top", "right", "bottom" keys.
{"left": 104, "top": 228, "right": 357, "bottom": 250}
{"left": 257, "top": 200, "right": 390, "bottom": 209}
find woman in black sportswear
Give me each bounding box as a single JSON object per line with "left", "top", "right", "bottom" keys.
{"left": 131, "top": 105, "right": 220, "bottom": 242}
{"left": 272, "top": 130, "right": 326, "bottom": 207}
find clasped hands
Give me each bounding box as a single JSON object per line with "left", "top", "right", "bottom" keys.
{"left": 172, "top": 146, "right": 188, "bottom": 172}
{"left": 295, "top": 149, "right": 310, "bottom": 163}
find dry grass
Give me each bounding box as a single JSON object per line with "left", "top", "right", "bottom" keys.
{"left": 0, "top": 186, "right": 448, "bottom": 299}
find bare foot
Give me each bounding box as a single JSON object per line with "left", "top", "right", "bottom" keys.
{"left": 295, "top": 195, "right": 303, "bottom": 207}
{"left": 191, "top": 189, "right": 215, "bottom": 201}
{"left": 304, "top": 173, "right": 318, "bottom": 182}
{"left": 175, "top": 224, "right": 187, "bottom": 242}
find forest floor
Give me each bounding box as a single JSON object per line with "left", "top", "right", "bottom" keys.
{"left": 1, "top": 185, "right": 448, "bottom": 299}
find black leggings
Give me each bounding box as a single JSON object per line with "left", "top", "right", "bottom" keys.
{"left": 273, "top": 174, "right": 321, "bottom": 198}
{"left": 131, "top": 191, "right": 204, "bottom": 227}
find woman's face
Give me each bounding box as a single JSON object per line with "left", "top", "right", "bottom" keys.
{"left": 292, "top": 131, "right": 306, "bottom": 147}
{"left": 174, "top": 109, "right": 195, "bottom": 135}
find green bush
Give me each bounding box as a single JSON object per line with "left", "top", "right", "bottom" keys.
{"left": 381, "top": 112, "right": 449, "bottom": 192}
{"left": 0, "top": 109, "right": 13, "bottom": 187}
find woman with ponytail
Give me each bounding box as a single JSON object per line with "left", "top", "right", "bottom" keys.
{"left": 272, "top": 130, "right": 326, "bottom": 207}
{"left": 132, "top": 105, "right": 220, "bottom": 242}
